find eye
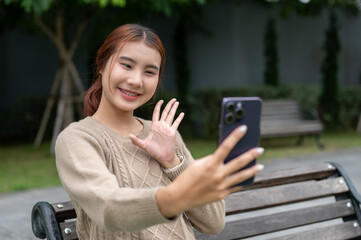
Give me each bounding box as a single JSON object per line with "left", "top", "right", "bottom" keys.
{"left": 145, "top": 70, "right": 156, "bottom": 76}
{"left": 121, "top": 63, "right": 132, "bottom": 69}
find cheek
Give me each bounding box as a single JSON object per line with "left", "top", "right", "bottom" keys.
{"left": 148, "top": 78, "right": 159, "bottom": 92}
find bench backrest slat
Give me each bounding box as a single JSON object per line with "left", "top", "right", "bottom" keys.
{"left": 250, "top": 163, "right": 335, "bottom": 189}
{"left": 226, "top": 177, "right": 349, "bottom": 214}
{"left": 197, "top": 199, "right": 356, "bottom": 239}
{"left": 268, "top": 220, "right": 361, "bottom": 240}
{"left": 261, "top": 100, "right": 302, "bottom": 121}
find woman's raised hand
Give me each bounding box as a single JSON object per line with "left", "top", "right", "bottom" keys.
{"left": 156, "top": 125, "right": 264, "bottom": 218}
{"left": 130, "top": 99, "right": 184, "bottom": 169}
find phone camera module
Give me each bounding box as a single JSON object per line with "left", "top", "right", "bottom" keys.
{"left": 225, "top": 102, "right": 236, "bottom": 112}
{"left": 235, "top": 107, "right": 245, "bottom": 119}
{"left": 225, "top": 112, "right": 235, "bottom": 124}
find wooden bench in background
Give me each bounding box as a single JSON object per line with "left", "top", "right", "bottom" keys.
{"left": 31, "top": 162, "right": 361, "bottom": 240}
{"left": 261, "top": 99, "right": 324, "bottom": 148}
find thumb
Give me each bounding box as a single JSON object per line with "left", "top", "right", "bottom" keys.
{"left": 129, "top": 134, "right": 147, "bottom": 149}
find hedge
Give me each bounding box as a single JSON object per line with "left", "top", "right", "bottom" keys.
{"left": 1, "top": 85, "right": 360, "bottom": 143}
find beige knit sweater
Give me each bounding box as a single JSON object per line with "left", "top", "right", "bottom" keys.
{"left": 55, "top": 117, "right": 225, "bottom": 240}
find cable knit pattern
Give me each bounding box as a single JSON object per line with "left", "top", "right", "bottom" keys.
{"left": 55, "top": 117, "right": 225, "bottom": 240}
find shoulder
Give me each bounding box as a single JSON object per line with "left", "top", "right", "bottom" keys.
{"left": 56, "top": 117, "right": 108, "bottom": 147}
{"left": 55, "top": 117, "right": 110, "bottom": 160}
{"left": 57, "top": 117, "right": 95, "bottom": 139}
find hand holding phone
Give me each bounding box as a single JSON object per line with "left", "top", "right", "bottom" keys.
{"left": 218, "top": 97, "right": 262, "bottom": 186}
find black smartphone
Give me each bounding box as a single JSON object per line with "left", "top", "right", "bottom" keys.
{"left": 218, "top": 97, "right": 262, "bottom": 186}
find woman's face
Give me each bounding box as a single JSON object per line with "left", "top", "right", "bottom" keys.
{"left": 100, "top": 40, "right": 162, "bottom": 113}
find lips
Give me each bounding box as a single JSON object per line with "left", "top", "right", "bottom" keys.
{"left": 120, "top": 89, "right": 139, "bottom": 96}
{"left": 118, "top": 88, "right": 141, "bottom": 100}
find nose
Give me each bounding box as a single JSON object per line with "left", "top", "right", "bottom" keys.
{"left": 127, "top": 70, "right": 143, "bottom": 88}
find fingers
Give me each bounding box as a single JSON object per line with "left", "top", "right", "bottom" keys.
{"left": 172, "top": 112, "right": 185, "bottom": 130}
{"left": 166, "top": 101, "right": 180, "bottom": 125}
{"left": 212, "top": 125, "right": 248, "bottom": 164}
{"left": 160, "top": 98, "right": 177, "bottom": 122}
{"left": 152, "top": 100, "right": 164, "bottom": 122}
{"left": 222, "top": 164, "right": 264, "bottom": 189}
{"left": 154, "top": 98, "right": 184, "bottom": 127}
{"left": 223, "top": 147, "right": 264, "bottom": 176}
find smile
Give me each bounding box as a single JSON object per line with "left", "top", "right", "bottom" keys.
{"left": 120, "top": 89, "right": 140, "bottom": 97}
{"left": 118, "top": 88, "right": 141, "bottom": 100}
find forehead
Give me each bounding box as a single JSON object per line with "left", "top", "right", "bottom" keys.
{"left": 116, "top": 41, "right": 161, "bottom": 65}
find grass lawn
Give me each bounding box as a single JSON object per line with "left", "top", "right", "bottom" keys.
{"left": 1, "top": 131, "right": 360, "bottom": 193}
{"left": 0, "top": 143, "right": 60, "bottom": 193}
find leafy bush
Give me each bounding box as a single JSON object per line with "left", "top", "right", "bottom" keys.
{"left": 2, "top": 85, "right": 360, "bottom": 143}
{"left": 186, "top": 85, "right": 361, "bottom": 138}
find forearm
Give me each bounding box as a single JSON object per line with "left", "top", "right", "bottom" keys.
{"left": 185, "top": 200, "right": 225, "bottom": 234}
{"left": 156, "top": 186, "right": 225, "bottom": 234}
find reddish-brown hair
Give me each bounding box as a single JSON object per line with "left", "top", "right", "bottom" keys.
{"left": 84, "top": 24, "right": 166, "bottom": 116}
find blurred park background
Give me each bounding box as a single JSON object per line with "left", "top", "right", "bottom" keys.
{"left": 1, "top": 0, "right": 361, "bottom": 194}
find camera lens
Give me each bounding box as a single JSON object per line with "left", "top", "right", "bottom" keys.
{"left": 235, "top": 107, "right": 245, "bottom": 119}
{"left": 225, "top": 112, "right": 235, "bottom": 124}
{"left": 226, "top": 102, "right": 236, "bottom": 112}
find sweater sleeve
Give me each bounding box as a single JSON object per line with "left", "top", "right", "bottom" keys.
{"left": 165, "top": 132, "right": 226, "bottom": 234}
{"left": 55, "top": 127, "right": 173, "bottom": 233}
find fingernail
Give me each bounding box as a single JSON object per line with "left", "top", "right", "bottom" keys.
{"left": 239, "top": 125, "right": 247, "bottom": 133}
{"left": 256, "top": 164, "right": 264, "bottom": 171}
{"left": 256, "top": 147, "right": 264, "bottom": 154}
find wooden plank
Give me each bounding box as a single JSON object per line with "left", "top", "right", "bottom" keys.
{"left": 247, "top": 163, "right": 336, "bottom": 190}
{"left": 52, "top": 201, "right": 76, "bottom": 221}
{"left": 59, "top": 221, "right": 78, "bottom": 240}
{"left": 262, "top": 99, "right": 299, "bottom": 107}
{"left": 226, "top": 177, "right": 349, "bottom": 214}
{"left": 261, "top": 122, "right": 323, "bottom": 134}
{"left": 195, "top": 200, "right": 355, "bottom": 240}
{"left": 268, "top": 220, "right": 361, "bottom": 240}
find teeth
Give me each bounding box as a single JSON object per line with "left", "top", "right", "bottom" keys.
{"left": 121, "top": 89, "right": 138, "bottom": 97}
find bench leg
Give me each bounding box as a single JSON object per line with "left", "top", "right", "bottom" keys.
{"left": 315, "top": 135, "right": 325, "bottom": 149}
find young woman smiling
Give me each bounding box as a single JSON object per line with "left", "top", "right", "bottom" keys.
{"left": 55, "top": 24, "right": 264, "bottom": 240}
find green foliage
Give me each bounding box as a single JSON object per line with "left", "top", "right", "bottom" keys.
{"left": 4, "top": 0, "right": 56, "bottom": 15}
{"left": 3, "top": 0, "right": 126, "bottom": 15}
{"left": 338, "top": 87, "right": 361, "bottom": 129}
{"left": 263, "top": 16, "right": 279, "bottom": 86}
{"left": 259, "top": 0, "right": 360, "bottom": 18}
{"left": 185, "top": 85, "right": 361, "bottom": 139}
{"left": 4, "top": 86, "right": 359, "bottom": 143}
{"left": 319, "top": 10, "right": 341, "bottom": 129}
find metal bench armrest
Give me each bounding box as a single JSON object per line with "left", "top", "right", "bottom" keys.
{"left": 330, "top": 162, "right": 361, "bottom": 225}
{"left": 31, "top": 201, "right": 63, "bottom": 240}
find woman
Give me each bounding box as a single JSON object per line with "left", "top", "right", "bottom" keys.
{"left": 55, "top": 24, "right": 264, "bottom": 240}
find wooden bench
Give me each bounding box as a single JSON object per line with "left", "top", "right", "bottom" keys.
{"left": 31, "top": 162, "right": 361, "bottom": 240}
{"left": 261, "top": 99, "right": 324, "bottom": 148}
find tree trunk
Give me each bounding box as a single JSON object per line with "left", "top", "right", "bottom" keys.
{"left": 33, "top": 10, "right": 89, "bottom": 150}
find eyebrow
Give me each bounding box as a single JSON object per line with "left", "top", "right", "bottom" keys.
{"left": 119, "top": 56, "right": 159, "bottom": 71}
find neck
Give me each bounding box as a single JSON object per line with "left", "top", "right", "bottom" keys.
{"left": 92, "top": 101, "right": 143, "bottom": 137}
